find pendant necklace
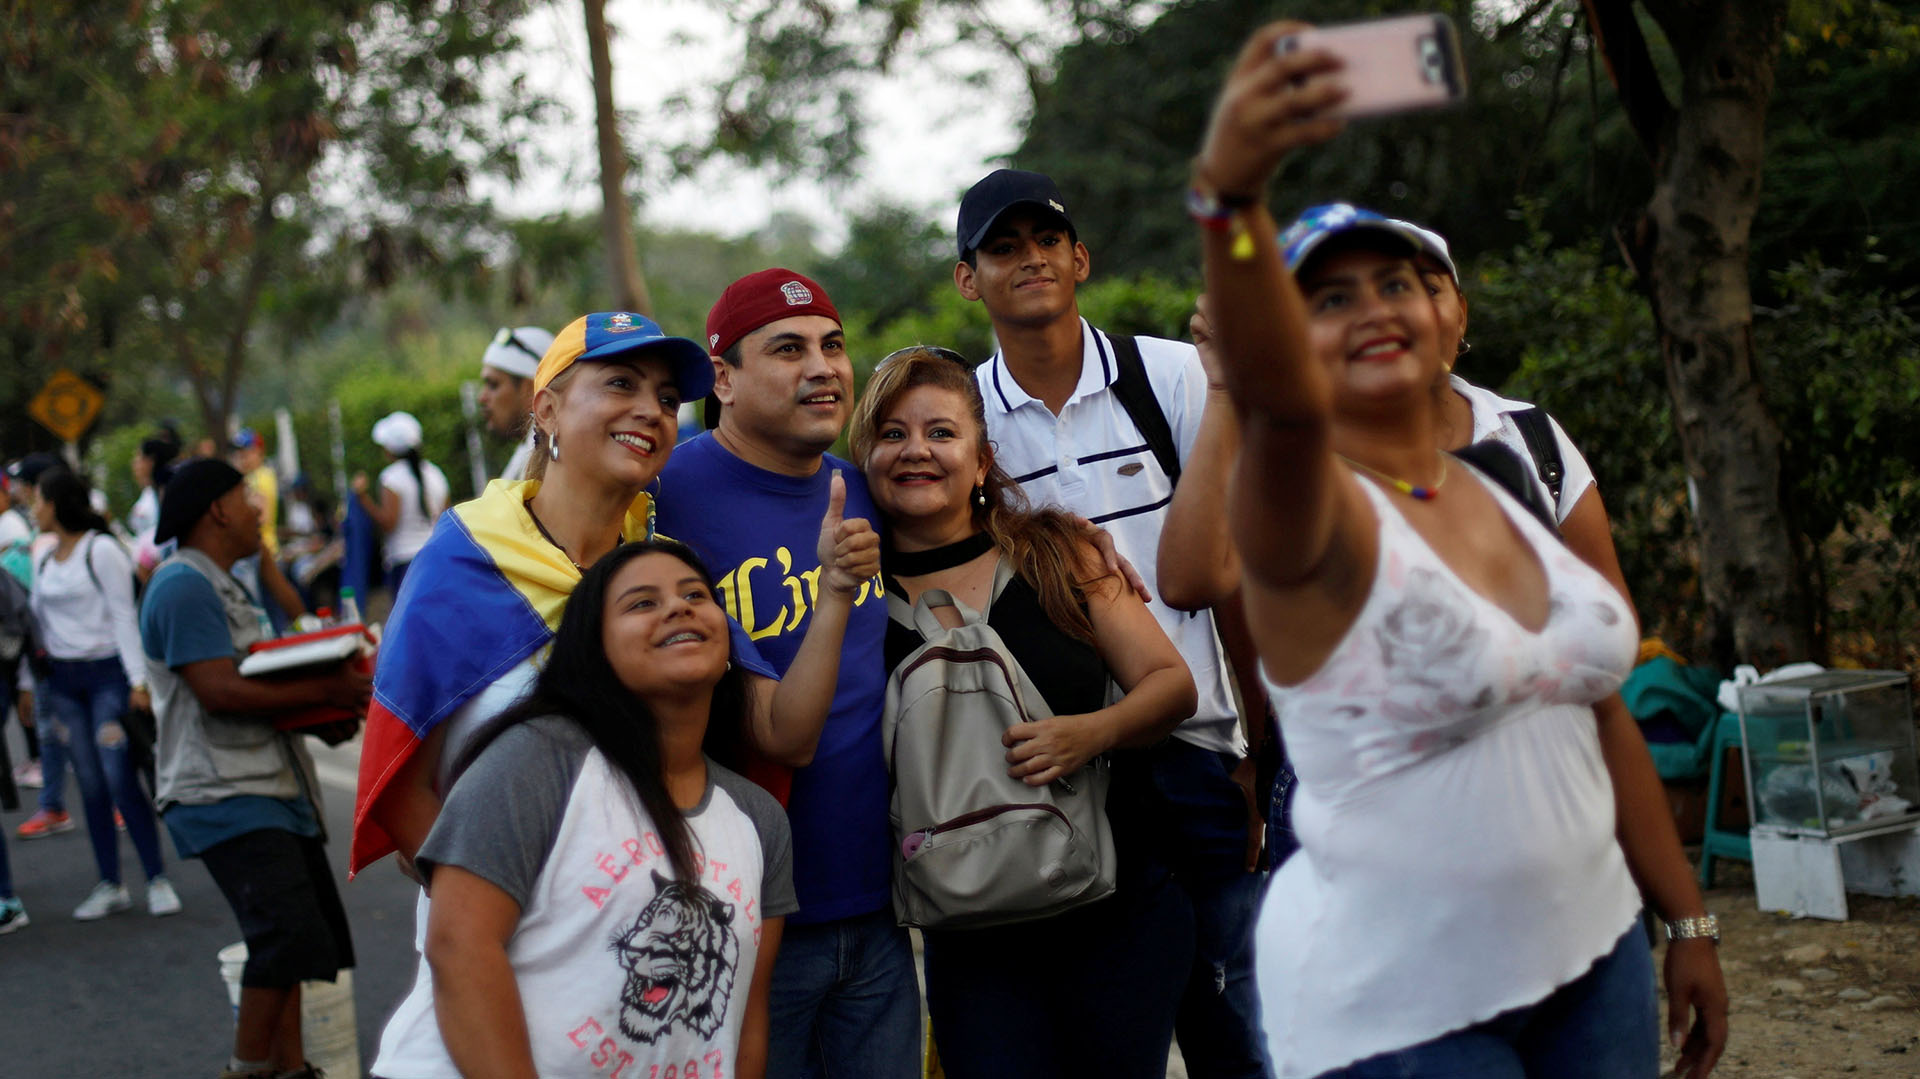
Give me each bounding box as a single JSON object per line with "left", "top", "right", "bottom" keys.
{"left": 525, "top": 500, "right": 588, "bottom": 573}
{"left": 1338, "top": 453, "right": 1448, "bottom": 501}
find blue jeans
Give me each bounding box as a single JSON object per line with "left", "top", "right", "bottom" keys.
{"left": 39, "top": 659, "right": 166, "bottom": 885}
{"left": 1317, "top": 923, "right": 1659, "bottom": 1079}
{"left": 1150, "top": 740, "right": 1268, "bottom": 1079}
{"left": 36, "top": 695, "right": 70, "bottom": 814}
{"left": 767, "top": 908, "right": 921, "bottom": 1079}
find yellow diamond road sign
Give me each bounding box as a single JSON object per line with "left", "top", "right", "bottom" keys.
{"left": 28, "top": 370, "right": 105, "bottom": 443}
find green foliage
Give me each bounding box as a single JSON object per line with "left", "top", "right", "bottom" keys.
{"left": 1468, "top": 226, "right": 1698, "bottom": 648}
{"left": 672, "top": 0, "right": 1136, "bottom": 179}
{"left": 0, "top": 0, "right": 550, "bottom": 449}
{"left": 1472, "top": 227, "right": 1920, "bottom": 665}
{"left": 1019, "top": 0, "right": 1650, "bottom": 280}
{"left": 1753, "top": 259, "right": 1920, "bottom": 665}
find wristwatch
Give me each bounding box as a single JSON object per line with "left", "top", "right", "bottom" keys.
{"left": 1664, "top": 915, "right": 1720, "bottom": 944}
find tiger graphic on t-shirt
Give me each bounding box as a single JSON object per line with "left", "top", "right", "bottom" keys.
{"left": 610, "top": 872, "right": 740, "bottom": 1044}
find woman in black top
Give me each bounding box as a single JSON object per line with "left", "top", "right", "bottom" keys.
{"left": 851, "top": 346, "right": 1198, "bottom": 1079}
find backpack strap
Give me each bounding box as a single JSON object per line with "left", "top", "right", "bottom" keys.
{"left": 82, "top": 532, "right": 104, "bottom": 594}
{"left": 1507, "top": 407, "right": 1565, "bottom": 506}
{"left": 1106, "top": 335, "right": 1181, "bottom": 488}
{"left": 1451, "top": 441, "right": 1561, "bottom": 537}
{"left": 909, "top": 589, "right": 989, "bottom": 640}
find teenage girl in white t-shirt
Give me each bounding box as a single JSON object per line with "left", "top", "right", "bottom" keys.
{"left": 373, "top": 539, "right": 795, "bottom": 1079}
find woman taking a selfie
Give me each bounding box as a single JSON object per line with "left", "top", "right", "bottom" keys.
{"left": 372, "top": 539, "right": 795, "bottom": 1079}
{"left": 850, "top": 348, "right": 1197, "bottom": 1079}
{"left": 1181, "top": 23, "right": 1727, "bottom": 1079}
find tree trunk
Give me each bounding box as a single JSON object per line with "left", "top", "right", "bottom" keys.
{"left": 1590, "top": 0, "right": 1813, "bottom": 668}
{"left": 583, "top": 0, "right": 653, "bottom": 315}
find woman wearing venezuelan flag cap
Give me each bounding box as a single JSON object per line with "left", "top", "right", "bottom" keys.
{"left": 351, "top": 311, "right": 878, "bottom": 877}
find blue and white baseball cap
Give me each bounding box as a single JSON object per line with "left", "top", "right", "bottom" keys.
{"left": 1278, "top": 203, "right": 1455, "bottom": 279}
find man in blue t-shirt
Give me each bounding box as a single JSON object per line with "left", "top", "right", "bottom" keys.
{"left": 139, "top": 460, "right": 372, "bottom": 1079}
{"left": 655, "top": 268, "right": 915, "bottom": 1078}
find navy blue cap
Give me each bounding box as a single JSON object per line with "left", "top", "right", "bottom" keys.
{"left": 957, "top": 169, "right": 1074, "bottom": 259}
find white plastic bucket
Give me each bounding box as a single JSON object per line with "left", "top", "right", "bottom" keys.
{"left": 217, "top": 941, "right": 362, "bottom": 1079}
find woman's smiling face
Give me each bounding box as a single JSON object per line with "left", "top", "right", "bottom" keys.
{"left": 539, "top": 355, "right": 682, "bottom": 492}
{"left": 601, "top": 550, "right": 730, "bottom": 701}
{"left": 862, "top": 384, "right": 989, "bottom": 532}
{"left": 1300, "top": 245, "right": 1446, "bottom": 411}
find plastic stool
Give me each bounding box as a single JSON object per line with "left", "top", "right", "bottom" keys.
{"left": 1698, "top": 711, "right": 1751, "bottom": 887}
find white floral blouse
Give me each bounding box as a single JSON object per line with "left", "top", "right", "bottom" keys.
{"left": 1253, "top": 467, "right": 1641, "bottom": 1078}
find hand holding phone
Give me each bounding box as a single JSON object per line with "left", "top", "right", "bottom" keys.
{"left": 1275, "top": 14, "right": 1467, "bottom": 121}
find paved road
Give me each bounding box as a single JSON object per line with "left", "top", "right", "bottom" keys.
{"left": 2, "top": 729, "right": 1196, "bottom": 1079}
{"left": 0, "top": 734, "right": 421, "bottom": 1079}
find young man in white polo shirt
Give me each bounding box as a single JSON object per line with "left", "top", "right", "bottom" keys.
{"left": 953, "top": 169, "right": 1269, "bottom": 1079}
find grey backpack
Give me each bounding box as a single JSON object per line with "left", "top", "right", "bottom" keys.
{"left": 882, "top": 561, "right": 1116, "bottom": 929}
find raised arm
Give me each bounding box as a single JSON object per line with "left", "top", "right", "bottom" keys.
{"left": 1194, "top": 24, "right": 1355, "bottom": 590}
{"left": 1157, "top": 297, "right": 1243, "bottom": 611}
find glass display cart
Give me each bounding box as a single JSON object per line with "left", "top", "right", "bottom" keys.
{"left": 1736, "top": 670, "right": 1920, "bottom": 920}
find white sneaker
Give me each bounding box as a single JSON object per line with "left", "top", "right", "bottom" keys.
{"left": 73, "top": 881, "right": 131, "bottom": 921}
{"left": 146, "top": 876, "right": 182, "bottom": 917}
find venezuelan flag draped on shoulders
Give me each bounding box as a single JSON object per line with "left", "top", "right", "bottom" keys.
{"left": 350, "top": 477, "right": 654, "bottom": 874}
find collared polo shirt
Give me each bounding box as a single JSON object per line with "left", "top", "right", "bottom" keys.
{"left": 976, "top": 319, "right": 1244, "bottom": 755}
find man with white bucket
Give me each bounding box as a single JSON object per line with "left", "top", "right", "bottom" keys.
{"left": 139, "top": 459, "right": 372, "bottom": 1079}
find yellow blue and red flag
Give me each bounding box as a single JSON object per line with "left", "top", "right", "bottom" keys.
{"left": 349, "top": 479, "right": 656, "bottom": 873}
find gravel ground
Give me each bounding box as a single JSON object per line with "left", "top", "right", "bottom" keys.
{"left": 1668, "top": 861, "right": 1920, "bottom": 1078}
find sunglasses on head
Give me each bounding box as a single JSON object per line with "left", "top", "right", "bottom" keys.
{"left": 493, "top": 327, "right": 544, "bottom": 365}
{"left": 878, "top": 345, "right": 977, "bottom": 370}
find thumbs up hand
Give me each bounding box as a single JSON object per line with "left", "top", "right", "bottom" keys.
{"left": 817, "top": 470, "right": 880, "bottom": 596}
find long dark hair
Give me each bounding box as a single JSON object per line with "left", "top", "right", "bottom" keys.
{"left": 37, "top": 468, "right": 111, "bottom": 536}
{"left": 457, "top": 538, "right": 751, "bottom": 884}
{"left": 851, "top": 348, "right": 1111, "bottom": 641}
{"left": 400, "top": 448, "right": 431, "bottom": 520}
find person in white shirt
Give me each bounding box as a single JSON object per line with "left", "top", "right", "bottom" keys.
{"left": 373, "top": 538, "right": 795, "bottom": 1079}
{"left": 952, "top": 167, "right": 1270, "bottom": 1078}
{"left": 351, "top": 411, "right": 451, "bottom": 601}
{"left": 478, "top": 325, "right": 556, "bottom": 481}
{"left": 1188, "top": 29, "right": 1725, "bottom": 1078}
{"left": 26, "top": 468, "right": 180, "bottom": 920}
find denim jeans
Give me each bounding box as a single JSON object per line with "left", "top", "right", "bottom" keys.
{"left": 39, "top": 658, "right": 166, "bottom": 885}
{"left": 1150, "top": 740, "right": 1268, "bottom": 1079}
{"left": 36, "top": 702, "right": 69, "bottom": 813}
{"left": 766, "top": 908, "right": 921, "bottom": 1079}
{"left": 1316, "top": 923, "right": 1659, "bottom": 1079}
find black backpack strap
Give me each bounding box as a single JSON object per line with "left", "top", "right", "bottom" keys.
{"left": 1106, "top": 335, "right": 1181, "bottom": 487}
{"left": 1451, "top": 440, "right": 1560, "bottom": 537}
{"left": 82, "top": 532, "right": 104, "bottom": 594}
{"left": 1508, "top": 407, "right": 1565, "bottom": 506}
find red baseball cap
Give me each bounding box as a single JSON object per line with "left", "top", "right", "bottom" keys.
{"left": 705, "top": 269, "right": 841, "bottom": 357}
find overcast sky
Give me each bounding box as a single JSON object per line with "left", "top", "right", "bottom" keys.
{"left": 484, "top": 0, "right": 1048, "bottom": 249}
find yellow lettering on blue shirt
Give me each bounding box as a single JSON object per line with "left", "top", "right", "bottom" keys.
{"left": 715, "top": 546, "right": 884, "bottom": 642}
